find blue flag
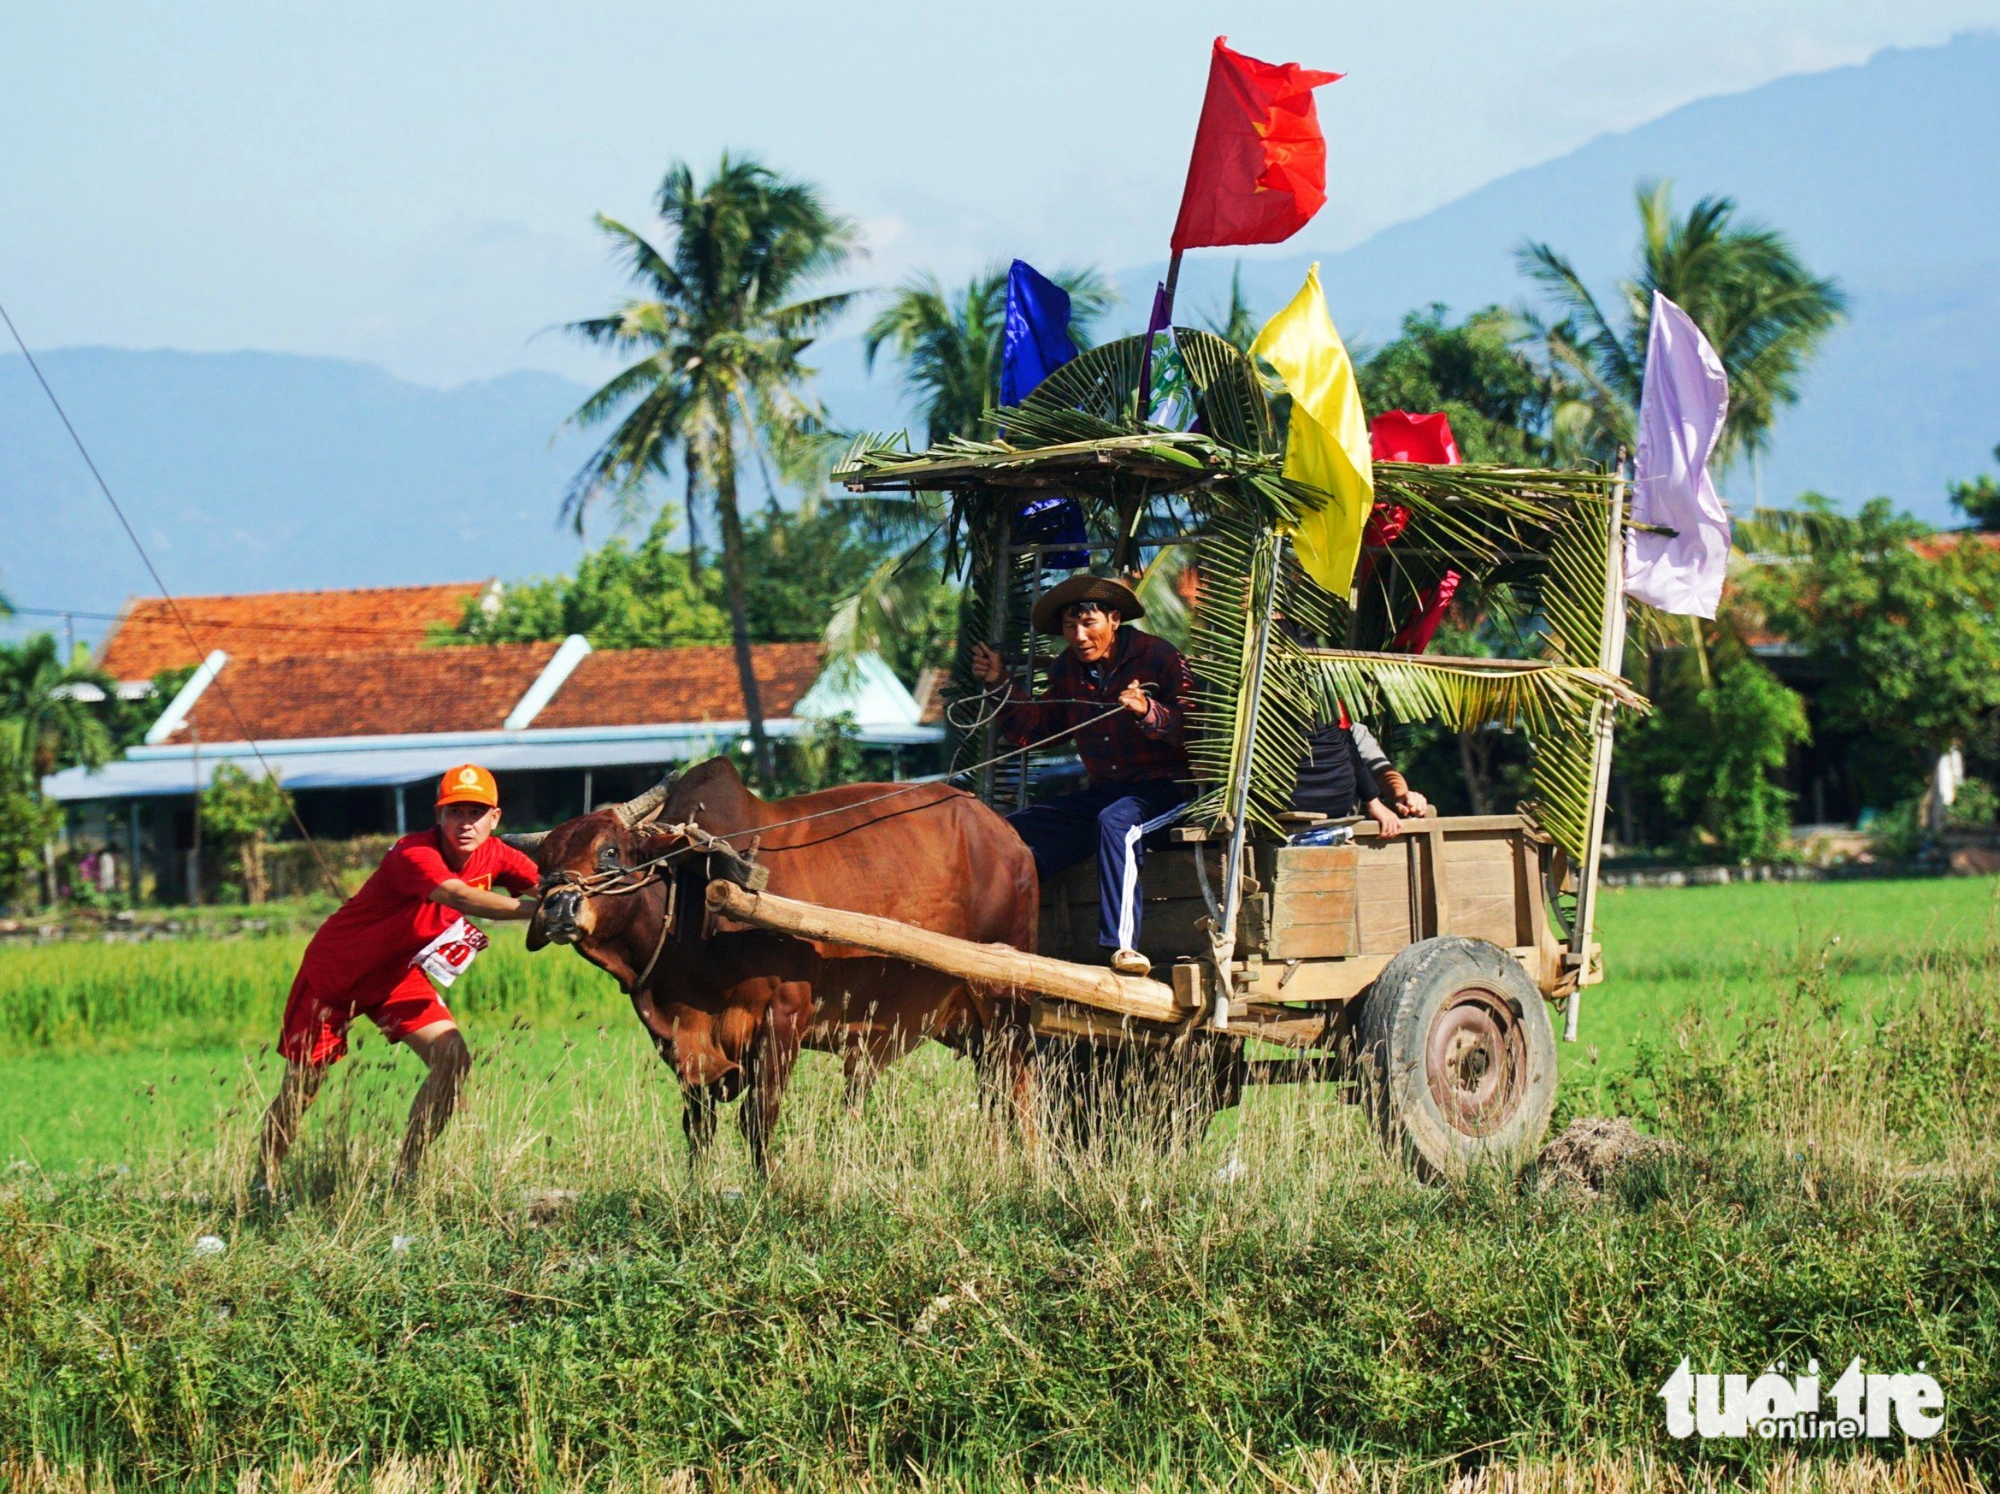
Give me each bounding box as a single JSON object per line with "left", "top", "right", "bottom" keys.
{"left": 1000, "top": 259, "right": 1077, "bottom": 407}
{"left": 1000, "top": 261, "right": 1089, "bottom": 569}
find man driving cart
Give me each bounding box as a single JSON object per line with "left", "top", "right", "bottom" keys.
{"left": 970, "top": 574, "right": 1194, "bottom": 977}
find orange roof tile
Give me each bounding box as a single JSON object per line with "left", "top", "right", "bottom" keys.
{"left": 911, "top": 668, "right": 947, "bottom": 727}
{"left": 532, "top": 645, "right": 824, "bottom": 729}
{"left": 1910, "top": 531, "right": 2000, "bottom": 561}
{"left": 167, "top": 643, "right": 555, "bottom": 743}
{"left": 98, "top": 582, "right": 487, "bottom": 681}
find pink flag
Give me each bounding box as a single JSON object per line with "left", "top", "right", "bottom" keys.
{"left": 1626, "top": 293, "right": 1731, "bottom": 617}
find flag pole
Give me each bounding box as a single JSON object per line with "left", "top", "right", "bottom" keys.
{"left": 1208, "top": 528, "right": 1284, "bottom": 1028}
{"left": 1133, "top": 251, "right": 1185, "bottom": 425}
{"left": 1564, "top": 449, "right": 1629, "bottom": 1041}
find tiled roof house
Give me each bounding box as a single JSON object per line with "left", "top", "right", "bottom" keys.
{"left": 97, "top": 582, "right": 489, "bottom": 682}
{"left": 46, "top": 587, "right": 940, "bottom": 861}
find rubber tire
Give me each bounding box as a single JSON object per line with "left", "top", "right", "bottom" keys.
{"left": 1355, "top": 936, "right": 1558, "bottom": 1179}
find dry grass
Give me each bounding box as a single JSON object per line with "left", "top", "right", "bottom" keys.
{"left": 2, "top": 1448, "right": 1986, "bottom": 1494}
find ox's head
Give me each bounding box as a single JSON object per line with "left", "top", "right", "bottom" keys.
{"left": 501, "top": 778, "right": 673, "bottom": 954}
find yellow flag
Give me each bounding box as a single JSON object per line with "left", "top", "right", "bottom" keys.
{"left": 1248, "top": 264, "right": 1374, "bottom": 596}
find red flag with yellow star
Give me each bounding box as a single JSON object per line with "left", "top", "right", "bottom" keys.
{"left": 1170, "top": 37, "right": 1342, "bottom": 251}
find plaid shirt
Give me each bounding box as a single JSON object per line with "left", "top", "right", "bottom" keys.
{"left": 994, "top": 626, "right": 1194, "bottom": 787}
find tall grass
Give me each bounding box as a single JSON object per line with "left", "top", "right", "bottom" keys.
{"left": 4, "top": 949, "right": 2000, "bottom": 1489}
{"left": 0, "top": 929, "right": 623, "bottom": 1055}
{"left": 6, "top": 883, "right": 2000, "bottom": 1488}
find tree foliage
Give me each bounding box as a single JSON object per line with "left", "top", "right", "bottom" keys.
{"left": 1519, "top": 181, "right": 1846, "bottom": 473}
{"left": 0, "top": 787, "right": 59, "bottom": 908}
{"left": 446, "top": 503, "right": 955, "bottom": 685}
{"left": 199, "top": 763, "right": 293, "bottom": 846}
{"left": 0, "top": 631, "right": 114, "bottom": 909}
{"left": 1948, "top": 443, "right": 2000, "bottom": 531}
{"left": 1357, "top": 304, "right": 1561, "bottom": 466}
{"left": 0, "top": 634, "right": 114, "bottom": 791}
{"left": 1743, "top": 497, "right": 2000, "bottom": 803}
{"left": 1624, "top": 641, "right": 1810, "bottom": 862}
{"left": 199, "top": 763, "right": 295, "bottom": 905}
{"left": 450, "top": 510, "right": 727, "bottom": 649}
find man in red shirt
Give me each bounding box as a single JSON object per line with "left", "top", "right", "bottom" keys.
{"left": 258, "top": 763, "right": 541, "bottom": 1194}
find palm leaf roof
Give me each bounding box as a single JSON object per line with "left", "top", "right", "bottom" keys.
{"left": 836, "top": 329, "right": 1646, "bottom": 860}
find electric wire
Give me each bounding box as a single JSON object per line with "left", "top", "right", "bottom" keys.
{"left": 1, "top": 297, "right": 346, "bottom": 899}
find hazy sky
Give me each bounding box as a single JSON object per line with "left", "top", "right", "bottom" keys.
{"left": 4, "top": 1, "right": 1997, "bottom": 387}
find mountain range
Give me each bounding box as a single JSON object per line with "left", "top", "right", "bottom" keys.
{"left": 6, "top": 32, "right": 1995, "bottom": 651}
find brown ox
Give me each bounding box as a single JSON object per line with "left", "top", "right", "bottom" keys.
{"left": 507, "top": 757, "right": 1039, "bottom": 1170}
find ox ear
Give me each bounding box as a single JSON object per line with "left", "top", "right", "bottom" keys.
{"left": 500, "top": 831, "right": 547, "bottom": 860}
{"left": 611, "top": 776, "right": 674, "bottom": 828}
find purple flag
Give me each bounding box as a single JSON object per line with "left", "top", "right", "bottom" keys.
{"left": 1625, "top": 292, "right": 1731, "bottom": 618}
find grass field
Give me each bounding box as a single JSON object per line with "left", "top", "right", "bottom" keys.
{"left": 3, "top": 877, "right": 1999, "bottom": 1489}
{"left": 7, "top": 875, "right": 1995, "bottom": 1170}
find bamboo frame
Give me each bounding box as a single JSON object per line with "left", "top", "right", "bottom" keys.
{"left": 1209, "top": 530, "right": 1285, "bottom": 1027}
{"left": 1563, "top": 463, "right": 1629, "bottom": 1038}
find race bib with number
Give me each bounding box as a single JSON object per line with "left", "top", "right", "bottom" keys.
{"left": 409, "top": 916, "right": 489, "bottom": 988}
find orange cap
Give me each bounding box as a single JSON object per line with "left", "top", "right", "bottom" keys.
{"left": 436, "top": 763, "right": 499, "bottom": 808}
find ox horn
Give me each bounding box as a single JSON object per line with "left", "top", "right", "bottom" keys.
{"left": 500, "top": 831, "right": 547, "bottom": 856}
{"left": 610, "top": 778, "right": 671, "bottom": 828}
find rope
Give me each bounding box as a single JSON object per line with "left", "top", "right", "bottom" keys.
{"left": 0, "top": 297, "right": 346, "bottom": 900}
{"left": 545, "top": 696, "right": 1147, "bottom": 900}
{"left": 726, "top": 699, "right": 1138, "bottom": 843}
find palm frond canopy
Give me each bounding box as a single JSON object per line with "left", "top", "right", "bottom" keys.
{"left": 836, "top": 329, "right": 1644, "bottom": 858}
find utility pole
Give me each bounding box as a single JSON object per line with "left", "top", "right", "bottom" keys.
{"left": 189, "top": 726, "right": 202, "bottom": 907}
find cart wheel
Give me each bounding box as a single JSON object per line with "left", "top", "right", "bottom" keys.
{"left": 1355, "top": 936, "right": 1557, "bottom": 1178}
{"left": 1036, "top": 1031, "right": 1243, "bottom": 1156}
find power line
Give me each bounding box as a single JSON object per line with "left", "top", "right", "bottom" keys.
{"left": 1, "top": 297, "right": 345, "bottom": 900}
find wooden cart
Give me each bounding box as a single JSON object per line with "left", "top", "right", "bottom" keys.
{"left": 1028, "top": 813, "right": 1579, "bottom": 1171}
{"left": 713, "top": 808, "right": 1588, "bottom": 1172}
{"left": 783, "top": 327, "right": 1641, "bottom": 1174}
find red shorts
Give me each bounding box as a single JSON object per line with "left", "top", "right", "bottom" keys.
{"left": 278, "top": 964, "right": 454, "bottom": 1067}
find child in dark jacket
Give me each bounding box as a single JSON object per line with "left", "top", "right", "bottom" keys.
{"left": 1289, "top": 719, "right": 1428, "bottom": 836}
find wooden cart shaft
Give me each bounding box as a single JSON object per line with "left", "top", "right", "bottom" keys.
{"left": 706, "top": 814, "right": 1567, "bottom": 1044}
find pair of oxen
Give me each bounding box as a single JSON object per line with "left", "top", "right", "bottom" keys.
{"left": 502, "top": 757, "right": 1040, "bottom": 1169}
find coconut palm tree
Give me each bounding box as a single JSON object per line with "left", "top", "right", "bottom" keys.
{"left": 564, "top": 156, "right": 857, "bottom": 780}
{"left": 1201, "top": 263, "right": 1259, "bottom": 353}
{"left": 842, "top": 265, "right": 1112, "bottom": 687}
{"left": 1517, "top": 181, "right": 1846, "bottom": 475}
{"left": 863, "top": 264, "right": 1112, "bottom": 444}
{"left": 0, "top": 634, "right": 113, "bottom": 790}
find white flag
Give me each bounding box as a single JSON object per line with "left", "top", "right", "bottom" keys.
{"left": 1625, "top": 292, "right": 1731, "bottom": 617}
